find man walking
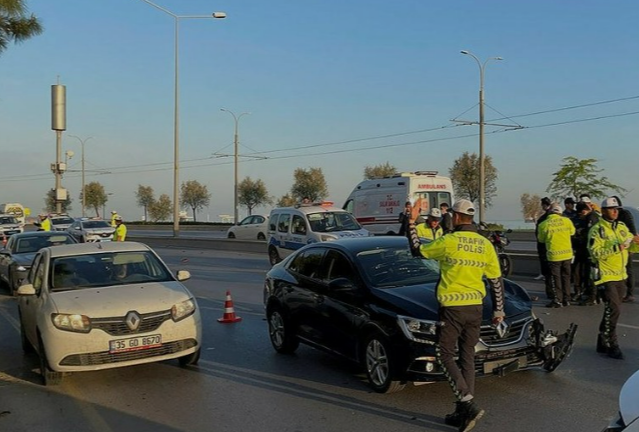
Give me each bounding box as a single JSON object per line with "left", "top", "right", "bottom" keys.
{"left": 589, "top": 197, "right": 639, "bottom": 359}
{"left": 407, "top": 199, "right": 504, "bottom": 432}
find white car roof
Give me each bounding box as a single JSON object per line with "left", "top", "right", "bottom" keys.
{"left": 46, "top": 241, "right": 151, "bottom": 258}
{"left": 272, "top": 205, "right": 347, "bottom": 216}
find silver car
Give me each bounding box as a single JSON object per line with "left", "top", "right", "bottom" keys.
{"left": 50, "top": 215, "right": 75, "bottom": 232}
{"left": 0, "top": 214, "right": 23, "bottom": 237}
{"left": 68, "top": 219, "right": 115, "bottom": 243}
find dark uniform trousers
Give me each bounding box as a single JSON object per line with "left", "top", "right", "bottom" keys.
{"left": 537, "top": 243, "right": 554, "bottom": 299}
{"left": 599, "top": 280, "right": 625, "bottom": 346}
{"left": 549, "top": 259, "right": 572, "bottom": 303}
{"left": 437, "top": 305, "right": 482, "bottom": 400}
{"left": 626, "top": 254, "right": 635, "bottom": 297}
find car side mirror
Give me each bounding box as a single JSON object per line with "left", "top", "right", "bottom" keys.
{"left": 328, "top": 277, "right": 356, "bottom": 292}
{"left": 17, "top": 284, "right": 36, "bottom": 296}
{"left": 176, "top": 270, "right": 191, "bottom": 282}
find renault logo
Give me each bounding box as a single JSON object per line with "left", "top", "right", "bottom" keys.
{"left": 125, "top": 311, "right": 141, "bottom": 331}
{"left": 495, "top": 320, "right": 510, "bottom": 339}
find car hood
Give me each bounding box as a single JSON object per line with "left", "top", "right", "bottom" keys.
{"left": 50, "top": 281, "right": 191, "bottom": 317}
{"left": 370, "top": 279, "right": 532, "bottom": 322}
{"left": 85, "top": 228, "right": 115, "bottom": 234}
{"left": 13, "top": 253, "right": 36, "bottom": 266}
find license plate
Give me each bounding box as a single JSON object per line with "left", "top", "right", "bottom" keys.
{"left": 109, "top": 334, "right": 162, "bottom": 353}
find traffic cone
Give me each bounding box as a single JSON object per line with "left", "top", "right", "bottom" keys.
{"left": 217, "top": 290, "right": 242, "bottom": 323}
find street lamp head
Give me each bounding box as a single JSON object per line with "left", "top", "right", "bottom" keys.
{"left": 212, "top": 12, "right": 226, "bottom": 19}
{"left": 495, "top": 57, "right": 504, "bottom": 61}
{"left": 460, "top": 50, "right": 470, "bottom": 55}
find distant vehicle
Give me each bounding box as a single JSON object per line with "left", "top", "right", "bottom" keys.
{"left": 227, "top": 215, "right": 268, "bottom": 240}
{"left": 267, "top": 202, "right": 370, "bottom": 266}
{"left": 0, "top": 203, "right": 26, "bottom": 225}
{"left": 68, "top": 219, "right": 115, "bottom": 243}
{"left": 0, "top": 231, "right": 76, "bottom": 294}
{"left": 16, "top": 241, "right": 201, "bottom": 385}
{"left": 264, "top": 236, "right": 577, "bottom": 394}
{"left": 49, "top": 215, "right": 75, "bottom": 232}
{"left": 0, "top": 214, "right": 23, "bottom": 237}
{"left": 343, "top": 171, "right": 455, "bottom": 235}
{"left": 601, "top": 369, "right": 639, "bottom": 431}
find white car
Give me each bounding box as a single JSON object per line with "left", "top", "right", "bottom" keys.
{"left": 226, "top": 215, "right": 268, "bottom": 240}
{"left": 17, "top": 241, "right": 201, "bottom": 385}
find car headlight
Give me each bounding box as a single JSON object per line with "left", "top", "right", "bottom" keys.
{"left": 172, "top": 298, "right": 196, "bottom": 322}
{"left": 52, "top": 313, "right": 91, "bottom": 333}
{"left": 397, "top": 315, "right": 440, "bottom": 343}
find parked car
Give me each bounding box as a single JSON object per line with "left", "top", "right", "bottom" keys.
{"left": 0, "top": 231, "right": 77, "bottom": 294}
{"left": 227, "top": 215, "right": 269, "bottom": 240}
{"left": 0, "top": 214, "right": 23, "bottom": 237}
{"left": 601, "top": 369, "right": 639, "bottom": 431}
{"left": 50, "top": 215, "right": 76, "bottom": 232}
{"left": 263, "top": 236, "right": 577, "bottom": 393}
{"left": 67, "top": 219, "right": 115, "bottom": 242}
{"left": 16, "top": 241, "right": 201, "bottom": 385}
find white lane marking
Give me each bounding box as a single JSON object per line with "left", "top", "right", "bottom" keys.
{"left": 618, "top": 323, "right": 639, "bottom": 330}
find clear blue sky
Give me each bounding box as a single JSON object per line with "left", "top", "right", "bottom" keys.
{"left": 1, "top": 0, "right": 637, "bottom": 223}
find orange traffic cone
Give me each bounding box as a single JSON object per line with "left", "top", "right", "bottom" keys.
{"left": 217, "top": 290, "right": 242, "bottom": 323}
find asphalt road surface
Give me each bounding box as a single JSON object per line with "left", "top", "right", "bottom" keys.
{"left": 1, "top": 246, "right": 637, "bottom": 432}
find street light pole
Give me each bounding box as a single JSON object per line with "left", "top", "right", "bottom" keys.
{"left": 460, "top": 50, "right": 502, "bottom": 224}
{"left": 220, "top": 109, "right": 250, "bottom": 224}
{"left": 138, "top": 0, "right": 226, "bottom": 237}
{"left": 69, "top": 135, "right": 93, "bottom": 217}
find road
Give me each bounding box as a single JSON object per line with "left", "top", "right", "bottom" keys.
{"left": 0, "top": 246, "right": 636, "bottom": 432}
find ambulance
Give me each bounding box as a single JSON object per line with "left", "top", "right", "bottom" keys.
{"left": 342, "top": 171, "right": 455, "bottom": 235}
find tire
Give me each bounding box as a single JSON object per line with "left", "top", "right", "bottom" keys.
{"left": 178, "top": 348, "right": 201, "bottom": 367}
{"left": 38, "top": 335, "right": 63, "bottom": 386}
{"left": 268, "top": 247, "right": 281, "bottom": 267}
{"left": 227, "top": 232, "right": 236, "bottom": 239}
{"left": 267, "top": 307, "right": 298, "bottom": 354}
{"left": 257, "top": 232, "right": 266, "bottom": 241}
{"left": 362, "top": 333, "right": 405, "bottom": 394}
{"left": 499, "top": 253, "right": 513, "bottom": 278}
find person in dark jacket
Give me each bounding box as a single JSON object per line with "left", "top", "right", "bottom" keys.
{"left": 613, "top": 196, "right": 637, "bottom": 302}
{"left": 440, "top": 202, "right": 454, "bottom": 234}
{"left": 398, "top": 201, "right": 412, "bottom": 236}
{"left": 563, "top": 197, "right": 578, "bottom": 220}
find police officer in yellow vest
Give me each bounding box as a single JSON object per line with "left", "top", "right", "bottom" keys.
{"left": 416, "top": 208, "right": 444, "bottom": 241}
{"left": 537, "top": 203, "right": 576, "bottom": 308}
{"left": 588, "top": 197, "right": 639, "bottom": 359}
{"left": 110, "top": 210, "right": 120, "bottom": 228}
{"left": 408, "top": 198, "right": 504, "bottom": 432}
{"left": 113, "top": 216, "right": 127, "bottom": 241}
{"left": 39, "top": 214, "right": 51, "bottom": 232}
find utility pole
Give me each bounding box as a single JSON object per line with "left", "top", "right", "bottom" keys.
{"left": 51, "top": 82, "right": 67, "bottom": 214}
{"left": 221, "top": 109, "right": 250, "bottom": 224}
{"left": 69, "top": 135, "right": 93, "bottom": 217}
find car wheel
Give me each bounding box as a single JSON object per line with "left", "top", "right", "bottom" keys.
{"left": 257, "top": 232, "right": 266, "bottom": 241}
{"left": 267, "top": 307, "right": 298, "bottom": 354}
{"left": 38, "top": 335, "right": 63, "bottom": 386}
{"left": 362, "top": 333, "right": 405, "bottom": 394}
{"left": 227, "top": 232, "right": 236, "bottom": 239}
{"left": 268, "top": 247, "right": 281, "bottom": 267}
{"left": 20, "top": 316, "right": 34, "bottom": 354}
{"left": 178, "top": 348, "right": 201, "bottom": 367}
{"left": 499, "top": 253, "right": 513, "bottom": 277}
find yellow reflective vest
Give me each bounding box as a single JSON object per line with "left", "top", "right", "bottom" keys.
{"left": 418, "top": 227, "right": 502, "bottom": 307}
{"left": 416, "top": 223, "right": 443, "bottom": 241}
{"left": 41, "top": 218, "right": 51, "bottom": 232}
{"left": 537, "top": 213, "right": 575, "bottom": 262}
{"left": 111, "top": 213, "right": 120, "bottom": 227}
{"left": 588, "top": 218, "right": 639, "bottom": 286}
{"left": 113, "top": 223, "right": 127, "bottom": 241}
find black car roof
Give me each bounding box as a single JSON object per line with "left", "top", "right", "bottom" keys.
{"left": 10, "top": 231, "right": 73, "bottom": 239}
{"left": 309, "top": 236, "right": 410, "bottom": 255}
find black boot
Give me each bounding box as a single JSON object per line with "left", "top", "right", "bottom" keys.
{"left": 458, "top": 400, "right": 485, "bottom": 432}
{"left": 596, "top": 333, "right": 608, "bottom": 354}
{"left": 608, "top": 345, "right": 624, "bottom": 360}
{"left": 444, "top": 402, "right": 463, "bottom": 427}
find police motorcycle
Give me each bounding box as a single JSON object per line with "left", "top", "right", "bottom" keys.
{"left": 478, "top": 222, "right": 513, "bottom": 277}
{"left": 602, "top": 370, "right": 639, "bottom": 431}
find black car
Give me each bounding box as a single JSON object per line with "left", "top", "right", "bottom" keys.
{"left": 0, "top": 231, "right": 77, "bottom": 294}
{"left": 264, "top": 236, "right": 577, "bottom": 393}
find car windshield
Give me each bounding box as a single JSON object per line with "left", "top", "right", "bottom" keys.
{"left": 82, "top": 221, "right": 110, "bottom": 229}
{"left": 49, "top": 251, "right": 173, "bottom": 292}
{"left": 357, "top": 246, "right": 440, "bottom": 288}
{"left": 0, "top": 216, "right": 17, "bottom": 224}
{"left": 15, "top": 235, "right": 75, "bottom": 254}
{"left": 307, "top": 212, "right": 361, "bottom": 233}
{"left": 52, "top": 217, "right": 74, "bottom": 225}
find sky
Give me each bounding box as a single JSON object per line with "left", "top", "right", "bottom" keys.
{"left": 1, "top": 0, "right": 638, "bottom": 224}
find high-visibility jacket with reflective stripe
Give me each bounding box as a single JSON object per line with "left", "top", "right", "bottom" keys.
{"left": 537, "top": 213, "right": 575, "bottom": 262}
{"left": 418, "top": 229, "right": 502, "bottom": 307}
{"left": 588, "top": 218, "right": 639, "bottom": 285}
{"left": 113, "top": 224, "right": 127, "bottom": 241}
{"left": 416, "top": 223, "right": 443, "bottom": 241}
{"left": 41, "top": 218, "right": 51, "bottom": 231}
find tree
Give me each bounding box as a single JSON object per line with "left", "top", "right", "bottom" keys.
{"left": 520, "top": 193, "right": 542, "bottom": 222}
{"left": 135, "top": 185, "right": 155, "bottom": 222}
{"left": 290, "top": 167, "right": 328, "bottom": 202}
{"left": 83, "top": 182, "right": 107, "bottom": 217}
{"left": 44, "top": 189, "right": 72, "bottom": 213}
{"left": 238, "top": 177, "right": 272, "bottom": 215}
{"left": 546, "top": 156, "right": 627, "bottom": 201}
{"left": 148, "top": 194, "right": 172, "bottom": 222}
{"left": 180, "top": 180, "right": 210, "bottom": 222}
{"left": 364, "top": 162, "right": 397, "bottom": 180}
{"left": 448, "top": 152, "right": 498, "bottom": 207}
{"left": 0, "top": 0, "right": 43, "bottom": 55}
{"left": 277, "top": 193, "right": 296, "bottom": 207}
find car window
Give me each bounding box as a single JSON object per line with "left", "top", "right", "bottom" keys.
{"left": 52, "top": 217, "right": 74, "bottom": 225}
{"left": 307, "top": 212, "right": 361, "bottom": 233}
{"left": 323, "top": 250, "right": 355, "bottom": 282}
{"left": 32, "top": 256, "right": 45, "bottom": 294}
{"left": 277, "top": 214, "right": 291, "bottom": 233}
{"left": 83, "top": 221, "right": 111, "bottom": 229}
{"left": 0, "top": 216, "right": 17, "bottom": 224}
{"left": 254, "top": 216, "right": 265, "bottom": 224}
{"left": 357, "top": 246, "right": 440, "bottom": 288}
{"left": 291, "top": 215, "right": 307, "bottom": 235}
{"left": 288, "top": 249, "right": 325, "bottom": 278}
{"left": 269, "top": 214, "right": 279, "bottom": 231}
{"left": 239, "top": 216, "right": 252, "bottom": 226}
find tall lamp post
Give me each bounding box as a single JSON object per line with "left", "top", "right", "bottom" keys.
{"left": 220, "top": 108, "right": 250, "bottom": 224}
{"left": 69, "top": 135, "right": 93, "bottom": 217}
{"left": 460, "top": 50, "right": 502, "bottom": 224}
{"left": 139, "top": 0, "right": 226, "bottom": 237}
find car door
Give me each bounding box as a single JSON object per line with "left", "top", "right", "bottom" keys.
{"left": 69, "top": 221, "right": 82, "bottom": 241}
{"left": 240, "top": 216, "right": 257, "bottom": 239}
{"left": 19, "top": 252, "right": 47, "bottom": 346}
{"left": 0, "top": 236, "right": 13, "bottom": 283}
